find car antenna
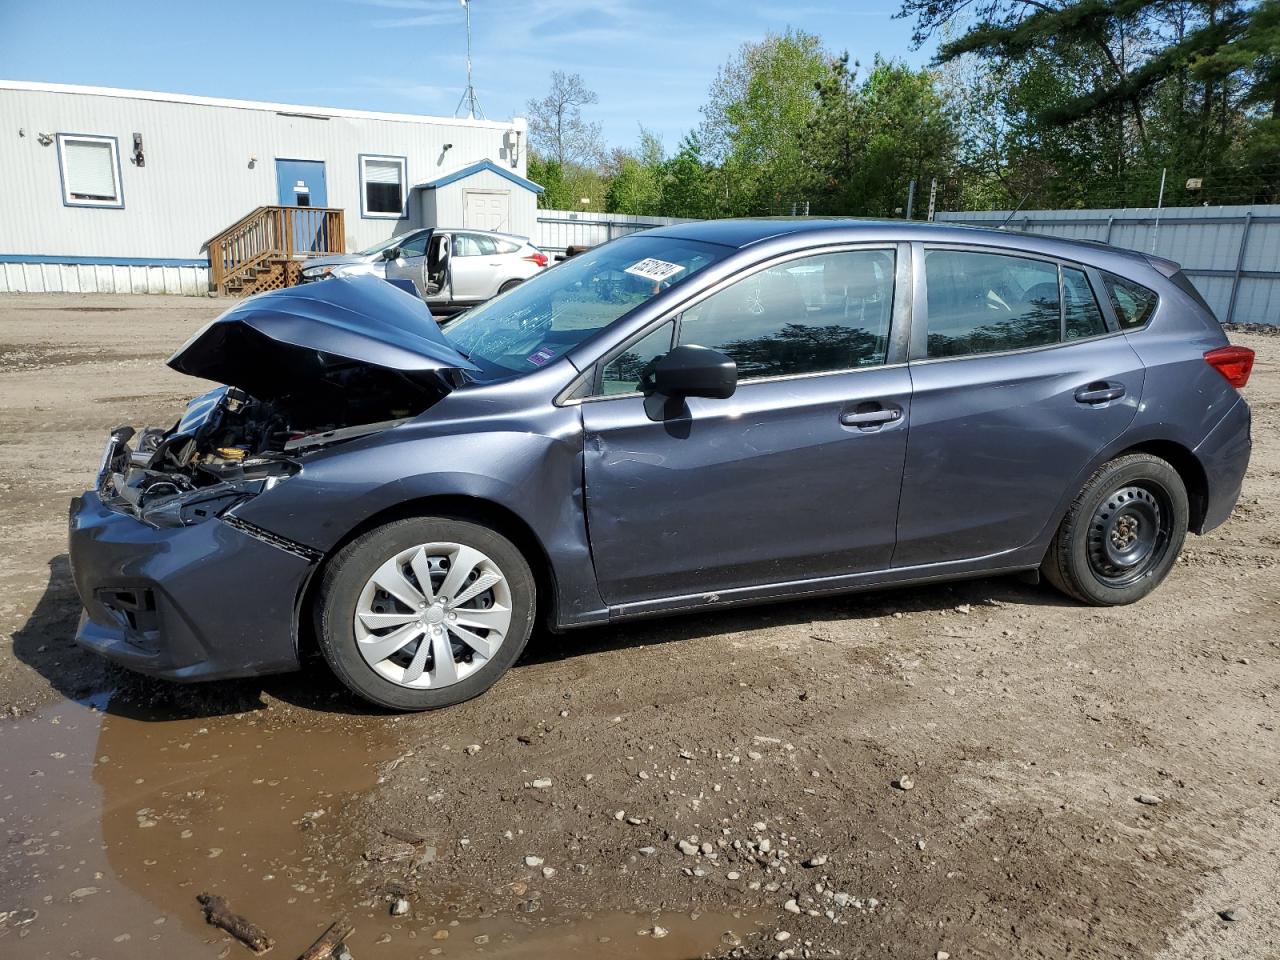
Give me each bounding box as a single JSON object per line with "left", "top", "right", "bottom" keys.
{"left": 997, "top": 194, "right": 1029, "bottom": 230}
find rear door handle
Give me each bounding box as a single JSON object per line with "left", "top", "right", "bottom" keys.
{"left": 840, "top": 406, "right": 902, "bottom": 427}
{"left": 1074, "top": 382, "right": 1126, "bottom": 404}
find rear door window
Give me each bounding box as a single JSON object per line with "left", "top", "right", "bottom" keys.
{"left": 1102, "top": 273, "right": 1159, "bottom": 329}
{"left": 923, "top": 250, "right": 1061, "bottom": 358}
{"left": 454, "top": 233, "right": 495, "bottom": 257}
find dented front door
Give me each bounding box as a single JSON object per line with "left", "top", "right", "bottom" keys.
{"left": 580, "top": 367, "right": 912, "bottom": 608}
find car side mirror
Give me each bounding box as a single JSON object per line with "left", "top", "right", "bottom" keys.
{"left": 382, "top": 247, "right": 400, "bottom": 261}
{"left": 649, "top": 344, "right": 737, "bottom": 400}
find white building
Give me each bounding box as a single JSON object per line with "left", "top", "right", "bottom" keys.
{"left": 0, "top": 81, "right": 540, "bottom": 295}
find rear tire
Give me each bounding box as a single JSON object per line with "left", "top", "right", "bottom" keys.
{"left": 315, "top": 517, "right": 535, "bottom": 711}
{"left": 498, "top": 279, "right": 523, "bottom": 293}
{"left": 1042, "top": 453, "right": 1188, "bottom": 606}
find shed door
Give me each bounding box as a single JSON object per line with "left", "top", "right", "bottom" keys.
{"left": 464, "top": 190, "right": 510, "bottom": 231}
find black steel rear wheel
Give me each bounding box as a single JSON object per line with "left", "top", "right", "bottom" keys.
{"left": 1043, "top": 453, "right": 1188, "bottom": 606}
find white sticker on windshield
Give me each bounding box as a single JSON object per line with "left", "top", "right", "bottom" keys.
{"left": 624, "top": 258, "right": 686, "bottom": 283}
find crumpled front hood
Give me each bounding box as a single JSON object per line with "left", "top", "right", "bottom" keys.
{"left": 168, "top": 276, "right": 478, "bottom": 400}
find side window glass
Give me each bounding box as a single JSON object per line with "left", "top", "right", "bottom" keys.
{"left": 599, "top": 322, "right": 674, "bottom": 395}
{"left": 924, "top": 250, "right": 1060, "bottom": 358}
{"left": 676, "top": 249, "right": 894, "bottom": 379}
{"left": 1102, "top": 272, "right": 1158, "bottom": 329}
{"left": 1062, "top": 267, "right": 1107, "bottom": 339}
{"left": 474, "top": 235, "right": 498, "bottom": 255}
{"left": 399, "top": 233, "right": 430, "bottom": 257}
{"left": 454, "top": 234, "right": 480, "bottom": 257}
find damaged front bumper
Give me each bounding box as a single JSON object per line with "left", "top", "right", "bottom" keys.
{"left": 68, "top": 489, "right": 318, "bottom": 682}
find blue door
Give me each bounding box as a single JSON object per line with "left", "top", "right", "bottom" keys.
{"left": 275, "top": 159, "right": 328, "bottom": 252}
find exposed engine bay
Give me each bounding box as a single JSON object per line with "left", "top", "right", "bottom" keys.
{"left": 100, "top": 363, "right": 452, "bottom": 526}
{"left": 94, "top": 275, "right": 480, "bottom": 528}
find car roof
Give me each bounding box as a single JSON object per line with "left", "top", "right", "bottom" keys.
{"left": 643, "top": 217, "right": 1170, "bottom": 271}
{"left": 443, "top": 227, "right": 528, "bottom": 242}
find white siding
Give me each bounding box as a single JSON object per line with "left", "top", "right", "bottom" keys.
{"left": 0, "top": 262, "right": 208, "bottom": 294}
{"left": 0, "top": 81, "right": 528, "bottom": 264}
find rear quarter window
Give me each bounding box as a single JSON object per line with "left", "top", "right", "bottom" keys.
{"left": 1102, "top": 273, "right": 1159, "bottom": 329}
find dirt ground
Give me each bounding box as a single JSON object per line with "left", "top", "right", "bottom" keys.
{"left": 0, "top": 292, "right": 1277, "bottom": 960}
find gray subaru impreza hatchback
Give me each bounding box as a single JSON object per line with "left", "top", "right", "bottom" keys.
{"left": 69, "top": 219, "right": 1254, "bottom": 710}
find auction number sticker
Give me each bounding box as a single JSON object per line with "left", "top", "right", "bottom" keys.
{"left": 624, "top": 258, "right": 686, "bottom": 283}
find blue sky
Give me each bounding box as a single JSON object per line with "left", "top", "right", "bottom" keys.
{"left": 0, "top": 0, "right": 935, "bottom": 153}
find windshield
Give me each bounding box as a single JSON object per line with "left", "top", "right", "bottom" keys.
{"left": 354, "top": 231, "right": 427, "bottom": 257}
{"left": 440, "top": 235, "right": 730, "bottom": 376}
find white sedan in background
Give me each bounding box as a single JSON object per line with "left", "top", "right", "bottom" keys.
{"left": 300, "top": 228, "right": 549, "bottom": 313}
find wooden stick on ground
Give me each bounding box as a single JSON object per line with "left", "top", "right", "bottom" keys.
{"left": 381, "top": 825, "right": 427, "bottom": 845}
{"left": 298, "top": 919, "right": 356, "bottom": 960}
{"left": 196, "top": 892, "right": 275, "bottom": 955}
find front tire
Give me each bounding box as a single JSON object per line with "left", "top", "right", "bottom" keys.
{"left": 1042, "top": 453, "right": 1188, "bottom": 606}
{"left": 315, "top": 517, "right": 535, "bottom": 711}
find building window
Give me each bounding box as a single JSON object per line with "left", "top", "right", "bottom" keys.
{"left": 57, "top": 134, "right": 123, "bottom": 208}
{"left": 360, "top": 154, "right": 407, "bottom": 219}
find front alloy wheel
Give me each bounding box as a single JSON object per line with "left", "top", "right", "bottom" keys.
{"left": 317, "top": 518, "right": 535, "bottom": 710}
{"left": 354, "top": 542, "right": 512, "bottom": 688}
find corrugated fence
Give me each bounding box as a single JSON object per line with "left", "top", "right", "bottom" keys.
{"left": 936, "top": 205, "right": 1280, "bottom": 325}
{"left": 534, "top": 209, "right": 691, "bottom": 256}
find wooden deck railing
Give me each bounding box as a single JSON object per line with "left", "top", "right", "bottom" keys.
{"left": 207, "top": 205, "right": 345, "bottom": 294}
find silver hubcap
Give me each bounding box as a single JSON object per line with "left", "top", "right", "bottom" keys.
{"left": 354, "top": 542, "right": 511, "bottom": 689}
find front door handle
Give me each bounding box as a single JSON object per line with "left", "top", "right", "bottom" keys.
{"left": 1074, "top": 382, "right": 1126, "bottom": 405}
{"left": 840, "top": 406, "right": 902, "bottom": 427}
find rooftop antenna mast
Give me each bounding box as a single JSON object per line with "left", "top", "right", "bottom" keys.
{"left": 454, "top": 0, "right": 484, "bottom": 119}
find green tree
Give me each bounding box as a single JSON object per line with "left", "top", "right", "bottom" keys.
{"left": 527, "top": 154, "right": 574, "bottom": 210}
{"left": 803, "top": 55, "right": 958, "bottom": 217}
{"left": 605, "top": 128, "right": 665, "bottom": 215}
{"left": 898, "top": 0, "right": 1280, "bottom": 205}
{"left": 658, "top": 133, "right": 718, "bottom": 219}
{"left": 698, "top": 29, "right": 830, "bottom": 213}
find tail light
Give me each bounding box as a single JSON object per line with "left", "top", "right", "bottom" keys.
{"left": 524, "top": 252, "right": 549, "bottom": 268}
{"left": 1204, "top": 345, "right": 1255, "bottom": 388}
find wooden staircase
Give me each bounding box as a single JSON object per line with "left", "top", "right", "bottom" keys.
{"left": 207, "top": 205, "right": 345, "bottom": 296}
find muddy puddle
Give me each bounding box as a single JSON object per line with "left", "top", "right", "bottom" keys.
{"left": 0, "top": 695, "right": 756, "bottom": 959}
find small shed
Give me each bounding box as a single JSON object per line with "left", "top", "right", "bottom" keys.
{"left": 415, "top": 159, "right": 542, "bottom": 240}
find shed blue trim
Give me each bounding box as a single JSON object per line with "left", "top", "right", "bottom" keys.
{"left": 413, "top": 159, "right": 544, "bottom": 194}
{"left": 0, "top": 254, "right": 209, "bottom": 267}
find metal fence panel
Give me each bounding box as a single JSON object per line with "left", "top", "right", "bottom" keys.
{"left": 533, "top": 210, "right": 692, "bottom": 255}
{"left": 936, "top": 205, "right": 1280, "bottom": 324}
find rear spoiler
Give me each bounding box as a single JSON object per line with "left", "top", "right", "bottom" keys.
{"left": 1143, "top": 253, "right": 1181, "bottom": 278}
